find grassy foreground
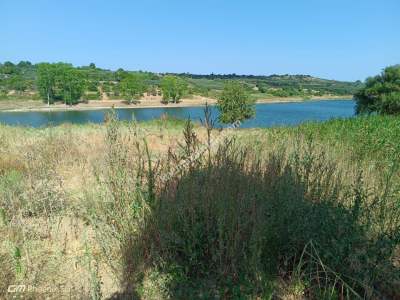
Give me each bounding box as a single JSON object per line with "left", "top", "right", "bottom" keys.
{"left": 0, "top": 115, "right": 399, "bottom": 299}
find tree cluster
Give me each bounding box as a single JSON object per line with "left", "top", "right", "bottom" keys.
{"left": 160, "top": 76, "right": 187, "bottom": 103}
{"left": 355, "top": 65, "right": 400, "bottom": 115}
{"left": 37, "top": 63, "right": 85, "bottom": 105}
{"left": 120, "top": 73, "right": 146, "bottom": 104}
{"left": 0, "top": 61, "right": 35, "bottom": 94}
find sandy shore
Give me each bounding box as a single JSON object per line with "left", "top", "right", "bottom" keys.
{"left": 1, "top": 95, "right": 352, "bottom": 113}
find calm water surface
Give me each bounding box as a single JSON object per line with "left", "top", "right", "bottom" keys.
{"left": 0, "top": 99, "right": 355, "bottom": 128}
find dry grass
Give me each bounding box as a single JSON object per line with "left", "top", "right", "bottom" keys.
{"left": 0, "top": 119, "right": 207, "bottom": 299}
{"left": 0, "top": 115, "right": 399, "bottom": 299}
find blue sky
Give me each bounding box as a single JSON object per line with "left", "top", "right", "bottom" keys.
{"left": 1, "top": 0, "right": 399, "bottom": 81}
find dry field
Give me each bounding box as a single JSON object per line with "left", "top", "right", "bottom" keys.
{"left": 0, "top": 115, "right": 399, "bottom": 299}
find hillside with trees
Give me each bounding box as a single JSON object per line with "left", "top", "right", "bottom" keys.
{"left": 0, "top": 61, "right": 362, "bottom": 105}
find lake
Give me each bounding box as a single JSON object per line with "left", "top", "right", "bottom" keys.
{"left": 0, "top": 99, "right": 355, "bottom": 128}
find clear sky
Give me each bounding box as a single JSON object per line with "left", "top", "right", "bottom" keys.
{"left": 1, "top": 0, "right": 399, "bottom": 81}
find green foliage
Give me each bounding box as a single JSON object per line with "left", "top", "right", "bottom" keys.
{"left": 217, "top": 81, "right": 255, "bottom": 123}
{"left": 5, "top": 75, "right": 29, "bottom": 92}
{"left": 37, "top": 63, "right": 85, "bottom": 105}
{"left": 302, "top": 115, "right": 400, "bottom": 150}
{"left": 85, "top": 79, "right": 99, "bottom": 92}
{"left": 84, "top": 241, "right": 102, "bottom": 300}
{"left": 115, "top": 68, "right": 127, "bottom": 81}
{"left": 59, "top": 64, "right": 85, "bottom": 105}
{"left": 183, "top": 73, "right": 361, "bottom": 98}
{"left": 13, "top": 246, "right": 22, "bottom": 276}
{"left": 37, "top": 63, "right": 57, "bottom": 104}
{"left": 146, "top": 85, "right": 158, "bottom": 96}
{"left": 0, "top": 61, "right": 36, "bottom": 99}
{"left": 1, "top": 61, "right": 18, "bottom": 74}
{"left": 0, "top": 208, "right": 7, "bottom": 225}
{"left": 161, "top": 75, "right": 187, "bottom": 103}
{"left": 83, "top": 92, "right": 101, "bottom": 101}
{"left": 0, "top": 61, "right": 362, "bottom": 104}
{"left": 120, "top": 73, "right": 146, "bottom": 104}
{"left": 354, "top": 65, "right": 400, "bottom": 114}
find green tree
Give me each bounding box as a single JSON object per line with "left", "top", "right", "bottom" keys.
{"left": 8, "top": 75, "right": 27, "bottom": 93}
{"left": 59, "top": 65, "right": 85, "bottom": 105}
{"left": 355, "top": 65, "right": 400, "bottom": 115}
{"left": 37, "top": 63, "right": 57, "bottom": 105}
{"left": 217, "top": 81, "right": 255, "bottom": 124}
{"left": 2, "top": 61, "right": 16, "bottom": 75}
{"left": 161, "top": 75, "right": 187, "bottom": 103}
{"left": 120, "top": 73, "right": 145, "bottom": 104}
{"left": 115, "top": 68, "right": 127, "bottom": 81}
{"left": 17, "top": 61, "right": 32, "bottom": 68}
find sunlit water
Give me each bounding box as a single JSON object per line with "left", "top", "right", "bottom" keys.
{"left": 0, "top": 99, "right": 355, "bottom": 128}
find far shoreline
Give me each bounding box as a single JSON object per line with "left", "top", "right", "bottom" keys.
{"left": 0, "top": 95, "right": 353, "bottom": 113}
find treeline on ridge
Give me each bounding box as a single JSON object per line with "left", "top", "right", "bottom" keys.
{"left": 0, "top": 60, "right": 362, "bottom": 104}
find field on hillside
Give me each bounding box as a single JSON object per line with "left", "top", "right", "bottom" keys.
{"left": 0, "top": 115, "right": 399, "bottom": 299}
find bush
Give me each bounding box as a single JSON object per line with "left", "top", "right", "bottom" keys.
{"left": 89, "top": 115, "right": 400, "bottom": 298}
{"left": 355, "top": 65, "right": 400, "bottom": 115}
{"left": 217, "top": 81, "right": 255, "bottom": 124}
{"left": 83, "top": 92, "right": 101, "bottom": 101}
{"left": 139, "top": 142, "right": 398, "bottom": 298}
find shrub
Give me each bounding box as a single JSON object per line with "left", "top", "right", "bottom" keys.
{"left": 138, "top": 141, "right": 398, "bottom": 298}
{"left": 355, "top": 65, "right": 400, "bottom": 115}
{"left": 89, "top": 114, "right": 400, "bottom": 298}
{"left": 217, "top": 81, "right": 255, "bottom": 124}
{"left": 83, "top": 91, "right": 101, "bottom": 101}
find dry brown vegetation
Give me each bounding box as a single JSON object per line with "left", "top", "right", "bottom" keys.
{"left": 0, "top": 115, "right": 399, "bottom": 299}
{"left": 0, "top": 118, "right": 215, "bottom": 299}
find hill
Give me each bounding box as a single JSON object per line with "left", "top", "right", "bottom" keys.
{"left": 0, "top": 61, "right": 361, "bottom": 102}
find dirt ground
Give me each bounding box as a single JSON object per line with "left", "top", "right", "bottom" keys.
{"left": 0, "top": 95, "right": 352, "bottom": 112}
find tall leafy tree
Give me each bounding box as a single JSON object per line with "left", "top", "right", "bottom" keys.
{"left": 37, "top": 63, "right": 57, "bottom": 105}
{"left": 355, "top": 65, "right": 400, "bottom": 115}
{"left": 120, "top": 73, "right": 145, "bottom": 104}
{"left": 161, "top": 75, "right": 187, "bottom": 103}
{"left": 217, "top": 81, "right": 255, "bottom": 124}
{"left": 58, "top": 65, "right": 85, "bottom": 105}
